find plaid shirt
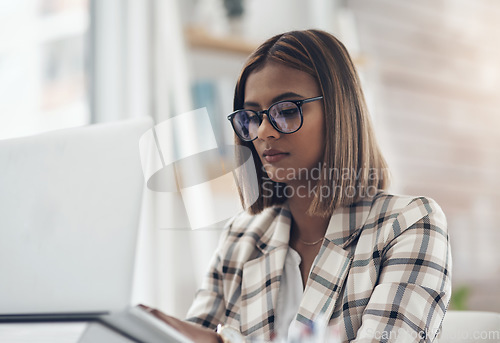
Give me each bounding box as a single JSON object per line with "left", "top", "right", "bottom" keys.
{"left": 186, "top": 192, "right": 452, "bottom": 342}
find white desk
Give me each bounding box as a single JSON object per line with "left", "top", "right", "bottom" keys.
{"left": 0, "top": 322, "right": 136, "bottom": 343}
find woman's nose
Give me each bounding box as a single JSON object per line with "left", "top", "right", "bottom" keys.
{"left": 257, "top": 114, "right": 281, "bottom": 140}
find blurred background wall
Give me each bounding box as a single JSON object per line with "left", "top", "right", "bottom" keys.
{"left": 0, "top": 0, "right": 498, "bottom": 316}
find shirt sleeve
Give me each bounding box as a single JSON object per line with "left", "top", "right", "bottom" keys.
{"left": 185, "top": 221, "right": 232, "bottom": 330}
{"left": 353, "top": 197, "right": 452, "bottom": 343}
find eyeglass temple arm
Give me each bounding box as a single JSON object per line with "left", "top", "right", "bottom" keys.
{"left": 301, "top": 96, "right": 324, "bottom": 104}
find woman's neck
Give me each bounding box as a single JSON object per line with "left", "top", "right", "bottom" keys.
{"left": 288, "top": 193, "right": 330, "bottom": 244}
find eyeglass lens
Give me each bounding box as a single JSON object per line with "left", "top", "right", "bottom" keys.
{"left": 232, "top": 101, "right": 301, "bottom": 141}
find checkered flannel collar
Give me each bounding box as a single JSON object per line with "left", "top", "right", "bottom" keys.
{"left": 254, "top": 194, "right": 377, "bottom": 254}
{"left": 324, "top": 196, "right": 376, "bottom": 249}
{"left": 254, "top": 205, "right": 292, "bottom": 254}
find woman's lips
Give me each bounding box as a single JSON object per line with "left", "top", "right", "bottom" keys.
{"left": 263, "top": 149, "right": 289, "bottom": 163}
{"left": 264, "top": 153, "right": 288, "bottom": 163}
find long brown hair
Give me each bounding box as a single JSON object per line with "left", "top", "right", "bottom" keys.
{"left": 233, "top": 29, "right": 390, "bottom": 216}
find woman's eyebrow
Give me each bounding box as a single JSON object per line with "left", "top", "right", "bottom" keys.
{"left": 272, "top": 92, "right": 304, "bottom": 103}
{"left": 243, "top": 92, "right": 305, "bottom": 108}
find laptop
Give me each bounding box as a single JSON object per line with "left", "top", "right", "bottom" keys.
{"left": 0, "top": 117, "right": 192, "bottom": 342}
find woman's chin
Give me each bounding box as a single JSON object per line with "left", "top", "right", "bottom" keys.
{"left": 262, "top": 165, "right": 308, "bottom": 184}
{"left": 262, "top": 168, "right": 288, "bottom": 183}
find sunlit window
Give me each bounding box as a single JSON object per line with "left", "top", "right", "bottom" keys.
{"left": 0, "top": 0, "right": 90, "bottom": 140}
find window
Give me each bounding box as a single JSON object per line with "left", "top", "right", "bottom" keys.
{"left": 0, "top": 0, "right": 90, "bottom": 140}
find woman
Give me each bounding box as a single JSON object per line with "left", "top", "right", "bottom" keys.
{"left": 142, "top": 29, "right": 452, "bottom": 343}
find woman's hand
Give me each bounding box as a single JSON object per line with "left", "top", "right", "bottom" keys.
{"left": 138, "top": 304, "right": 221, "bottom": 343}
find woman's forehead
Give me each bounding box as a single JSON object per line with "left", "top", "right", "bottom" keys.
{"left": 244, "top": 62, "right": 320, "bottom": 105}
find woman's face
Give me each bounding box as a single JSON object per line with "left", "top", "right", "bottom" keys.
{"left": 244, "top": 61, "right": 325, "bottom": 185}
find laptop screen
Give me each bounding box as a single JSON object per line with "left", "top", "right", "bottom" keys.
{"left": 0, "top": 117, "right": 153, "bottom": 316}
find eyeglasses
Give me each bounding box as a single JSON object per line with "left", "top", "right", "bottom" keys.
{"left": 227, "top": 96, "right": 323, "bottom": 142}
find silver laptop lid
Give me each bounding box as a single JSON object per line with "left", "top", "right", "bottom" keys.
{"left": 0, "top": 117, "right": 153, "bottom": 315}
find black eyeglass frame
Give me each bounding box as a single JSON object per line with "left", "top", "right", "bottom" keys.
{"left": 227, "top": 96, "right": 323, "bottom": 142}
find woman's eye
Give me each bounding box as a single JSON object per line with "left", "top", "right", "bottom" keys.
{"left": 280, "top": 108, "right": 299, "bottom": 116}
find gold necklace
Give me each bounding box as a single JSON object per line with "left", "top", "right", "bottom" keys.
{"left": 298, "top": 236, "right": 324, "bottom": 246}
{"left": 292, "top": 219, "right": 325, "bottom": 246}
